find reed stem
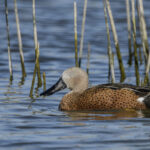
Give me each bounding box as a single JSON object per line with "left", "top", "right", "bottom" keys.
{"left": 74, "top": 2, "right": 79, "bottom": 67}
{"left": 106, "top": 0, "right": 125, "bottom": 82}
{"left": 138, "top": 0, "right": 149, "bottom": 85}
{"left": 29, "top": 66, "right": 36, "bottom": 97}
{"left": 144, "top": 52, "right": 150, "bottom": 85}
{"left": 43, "top": 72, "right": 46, "bottom": 91}
{"left": 79, "top": 0, "right": 87, "bottom": 67}
{"left": 138, "top": 0, "right": 149, "bottom": 57}
{"left": 103, "top": 0, "right": 115, "bottom": 83}
{"left": 29, "top": 42, "right": 40, "bottom": 97}
{"left": 137, "top": 2, "right": 146, "bottom": 63}
{"left": 138, "top": 46, "right": 143, "bottom": 65}
{"left": 14, "top": 0, "right": 26, "bottom": 78}
{"left": 86, "top": 43, "right": 90, "bottom": 75}
{"left": 131, "top": 0, "right": 140, "bottom": 85}
{"left": 32, "top": 0, "right": 42, "bottom": 87}
{"left": 5, "top": 0, "right": 13, "bottom": 81}
{"left": 126, "top": 0, "right": 132, "bottom": 65}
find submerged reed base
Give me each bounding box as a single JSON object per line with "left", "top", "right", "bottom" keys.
{"left": 5, "top": 0, "right": 13, "bottom": 81}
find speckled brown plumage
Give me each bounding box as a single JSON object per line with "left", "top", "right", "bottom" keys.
{"left": 59, "top": 85, "right": 148, "bottom": 111}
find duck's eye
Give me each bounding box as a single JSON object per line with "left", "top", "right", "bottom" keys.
{"left": 69, "top": 87, "right": 73, "bottom": 90}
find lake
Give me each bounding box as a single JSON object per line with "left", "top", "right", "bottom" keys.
{"left": 0, "top": 0, "right": 150, "bottom": 149}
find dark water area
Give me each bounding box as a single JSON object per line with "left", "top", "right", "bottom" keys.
{"left": 0, "top": 0, "right": 150, "bottom": 149}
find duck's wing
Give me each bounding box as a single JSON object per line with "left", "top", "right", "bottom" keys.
{"left": 94, "top": 83, "right": 150, "bottom": 97}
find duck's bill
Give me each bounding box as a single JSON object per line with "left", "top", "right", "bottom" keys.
{"left": 40, "top": 77, "right": 67, "bottom": 96}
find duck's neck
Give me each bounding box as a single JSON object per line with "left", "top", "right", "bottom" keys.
{"left": 73, "top": 83, "right": 88, "bottom": 93}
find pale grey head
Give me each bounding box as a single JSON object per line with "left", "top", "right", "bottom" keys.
{"left": 40, "top": 67, "right": 88, "bottom": 96}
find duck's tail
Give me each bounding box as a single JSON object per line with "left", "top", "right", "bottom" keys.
{"left": 137, "top": 93, "right": 150, "bottom": 108}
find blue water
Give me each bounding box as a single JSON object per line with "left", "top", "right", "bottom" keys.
{"left": 0, "top": 0, "right": 150, "bottom": 149}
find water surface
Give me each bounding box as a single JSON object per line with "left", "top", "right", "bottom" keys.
{"left": 0, "top": 0, "right": 150, "bottom": 149}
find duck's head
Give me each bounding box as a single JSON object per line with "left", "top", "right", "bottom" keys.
{"left": 40, "top": 67, "right": 88, "bottom": 96}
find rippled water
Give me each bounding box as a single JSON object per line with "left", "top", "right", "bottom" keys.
{"left": 0, "top": 0, "right": 150, "bottom": 149}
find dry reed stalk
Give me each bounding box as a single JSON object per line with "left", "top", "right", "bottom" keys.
{"left": 137, "top": 2, "right": 147, "bottom": 62}
{"left": 126, "top": 0, "right": 132, "bottom": 65}
{"left": 86, "top": 43, "right": 90, "bottom": 74}
{"left": 105, "top": 0, "right": 125, "bottom": 82}
{"left": 33, "top": 0, "right": 42, "bottom": 87}
{"left": 43, "top": 72, "right": 46, "bottom": 91}
{"left": 131, "top": 0, "right": 140, "bottom": 85}
{"left": 138, "top": 0, "right": 149, "bottom": 84}
{"left": 29, "top": 42, "right": 40, "bottom": 97}
{"left": 29, "top": 66, "right": 36, "bottom": 97}
{"left": 103, "top": 0, "right": 115, "bottom": 83}
{"left": 137, "top": 5, "right": 146, "bottom": 63}
{"left": 5, "top": 0, "right": 13, "bottom": 81}
{"left": 138, "top": 46, "right": 143, "bottom": 65}
{"left": 14, "top": 0, "right": 26, "bottom": 78}
{"left": 74, "top": 2, "right": 79, "bottom": 67}
{"left": 79, "top": 0, "right": 87, "bottom": 67}
{"left": 144, "top": 52, "right": 150, "bottom": 85}
{"left": 138, "top": 0, "right": 149, "bottom": 57}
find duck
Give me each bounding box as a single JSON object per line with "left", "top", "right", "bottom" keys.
{"left": 40, "top": 67, "right": 150, "bottom": 111}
